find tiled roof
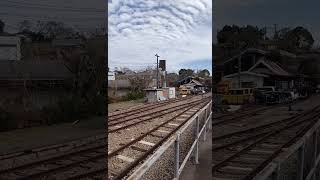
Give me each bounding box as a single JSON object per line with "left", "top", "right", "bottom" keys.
{"left": 249, "top": 58, "right": 291, "bottom": 77}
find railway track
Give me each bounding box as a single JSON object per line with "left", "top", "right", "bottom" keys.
{"left": 212, "top": 103, "right": 290, "bottom": 127}
{"left": 108, "top": 95, "right": 209, "bottom": 125}
{"left": 0, "top": 134, "right": 107, "bottom": 162}
{"left": 0, "top": 134, "right": 107, "bottom": 180}
{"left": 212, "top": 104, "right": 320, "bottom": 180}
{"left": 0, "top": 95, "right": 211, "bottom": 180}
{"left": 213, "top": 98, "right": 305, "bottom": 126}
{"left": 108, "top": 98, "right": 211, "bottom": 180}
{"left": 108, "top": 95, "right": 195, "bottom": 120}
{"left": 108, "top": 98, "right": 207, "bottom": 133}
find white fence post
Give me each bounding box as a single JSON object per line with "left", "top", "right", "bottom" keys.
{"left": 313, "top": 131, "right": 318, "bottom": 180}
{"left": 194, "top": 116, "right": 200, "bottom": 164}
{"left": 203, "top": 109, "right": 207, "bottom": 142}
{"left": 271, "top": 164, "right": 280, "bottom": 180}
{"left": 298, "top": 143, "right": 306, "bottom": 180}
{"left": 174, "top": 133, "right": 180, "bottom": 178}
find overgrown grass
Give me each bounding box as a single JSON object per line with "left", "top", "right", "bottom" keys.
{"left": 42, "top": 94, "right": 106, "bottom": 124}
{"left": 121, "top": 91, "right": 145, "bottom": 101}
{"left": 0, "top": 94, "right": 106, "bottom": 131}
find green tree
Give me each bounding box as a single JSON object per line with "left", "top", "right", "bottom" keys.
{"left": 217, "top": 25, "right": 265, "bottom": 49}
{"left": 19, "top": 20, "right": 32, "bottom": 32}
{"left": 178, "top": 69, "right": 194, "bottom": 79}
{"left": 35, "top": 21, "right": 76, "bottom": 40}
{"left": 198, "top": 69, "right": 210, "bottom": 78}
{"left": 283, "top": 26, "right": 314, "bottom": 50}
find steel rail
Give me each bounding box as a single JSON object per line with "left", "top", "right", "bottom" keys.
{"left": 108, "top": 97, "right": 207, "bottom": 126}
{"left": 108, "top": 96, "right": 195, "bottom": 120}
{"left": 0, "top": 134, "right": 107, "bottom": 161}
{"left": 0, "top": 143, "right": 106, "bottom": 175}
{"left": 109, "top": 100, "right": 210, "bottom": 180}
{"left": 107, "top": 99, "right": 211, "bottom": 158}
{"left": 213, "top": 105, "right": 281, "bottom": 126}
{"left": 212, "top": 104, "right": 320, "bottom": 141}
{"left": 108, "top": 98, "right": 210, "bottom": 133}
{"left": 242, "top": 118, "right": 319, "bottom": 180}
{"left": 212, "top": 115, "right": 316, "bottom": 173}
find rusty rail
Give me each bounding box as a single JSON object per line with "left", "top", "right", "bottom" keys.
{"left": 125, "top": 100, "right": 212, "bottom": 180}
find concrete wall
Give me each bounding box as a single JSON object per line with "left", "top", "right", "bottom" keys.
{"left": 0, "top": 36, "right": 21, "bottom": 61}
{"left": 108, "top": 89, "right": 130, "bottom": 97}
{"left": 224, "top": 74, "right": 264, "bottom": 89}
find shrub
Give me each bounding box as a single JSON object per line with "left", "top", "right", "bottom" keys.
{"left": 121, "top": 91, "right": 145, "bottom": 101}
{"left": 42, "top": 94, "right": 106, "bottom": 124}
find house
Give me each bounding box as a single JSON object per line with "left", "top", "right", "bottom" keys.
{"left": 0, "top": 60, "right": 74, "bottom": 108}
{"left": 223, "top": 58, "right": 294, "bottom": 90}
{"left": 0, "top": 36, "right": 21, "bottom": 61}
{"left": 108, "top": 71, "right": 115, "bottom": 81}
{"left": 222, "top": 48, "right": 313, "bottom": 94}
{"left": 179, "top": 79, "right": 205, "bottom": 92}
{"left": 0, "top": 60, "right": 73, "bottom": 88}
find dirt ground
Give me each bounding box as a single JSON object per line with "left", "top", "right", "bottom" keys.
{"left": 108, "top": 98, "right": 145, "bottom": 113}
{"left": 0, "top": 116, "right": 105, "bottom": 154}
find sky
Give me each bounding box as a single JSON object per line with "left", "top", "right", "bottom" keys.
{"left": 108, "top": 0, "right": 212, "bottom": 74}
{"left": 0, "top": 0, "right": 105, "bottom": 34}
{"left": 213, "top": 0, "right": 320, "bottom": 46}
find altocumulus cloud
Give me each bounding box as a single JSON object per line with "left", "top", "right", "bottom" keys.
{"left": 108, "top": 0, "right": 212, "bottom": 72}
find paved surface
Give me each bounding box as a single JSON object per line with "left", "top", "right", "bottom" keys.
{"left": 0, "top": 116, "right": 105, "bottom": 154}
{"left": 180, "top": 131, "right": 212, "bottom": 180}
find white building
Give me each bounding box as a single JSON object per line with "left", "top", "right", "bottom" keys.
{"left": 0, "top": 36, "right": 21, "bottom": 61}
{"left": 108, "top": 71, "right": 115, "bottom": 81}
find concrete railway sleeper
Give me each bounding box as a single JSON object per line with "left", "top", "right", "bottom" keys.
{"left": 0, "top": 134, "right": 107, "bottom": 162}
{"left": 213, "top": 109, "right": 320, "bottom": 154}
{"left": 108, "top": 95, "right": 196, "bottom": 120}
{"left": 212, "top": 104, "right": 287, "bottom": 126}
{"left": 213, "top": 105, "right": 270, "bottom": 120}
{"left": 213, "top": 106, "right": 320, "bottom": 180}
{"left": 108, "top": 96, "right": 208, "bottom": 126}
{"left": 213, "top": 98, "right": 303, "bottom": 125}
{"left": 108, "top": 98, "right": 210, "bottom": 133}
{"left": 0, "top": 142, "right": 107, "bottom": 179}
{"left": 213, "top": 104, "right": 320, "bottom": 141}
{"left": 108, "top": 100, "right": 211, "bottom": 180}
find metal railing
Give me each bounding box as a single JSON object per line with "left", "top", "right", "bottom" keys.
{"left": 254, "top": 119, "right": 320, "bottom": 180}
{"left": 127, "top": 100, "right": 212, "bottom": 180}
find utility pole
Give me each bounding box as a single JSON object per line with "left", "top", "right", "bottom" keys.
{"left": 274, "top": 24, "right": 278, "bottom": 39}
{"left": 155, "top": 54, "right": 160, "bottom": 89}
{"left": 238, "top": 55, "right": 241, "bottom": 88}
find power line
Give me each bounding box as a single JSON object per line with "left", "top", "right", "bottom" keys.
{"left": 0, "top": 0, "right": 105, "bottom": 12}
{"left": 0, "top": 12, "right": 105, "bottom": 22}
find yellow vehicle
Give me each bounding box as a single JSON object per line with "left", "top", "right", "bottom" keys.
{"left": 221, "top": 88, "right": 254, "bottom": 105}
{"left": 179, "top": 87, "right": 192, "bottom": 95}
{"left": 217, "top": 80, "right": 231, "bottom": 94}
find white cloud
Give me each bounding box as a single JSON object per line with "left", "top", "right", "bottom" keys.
{"left": 108, "top": 0, "right": 212, "bottom": 72}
